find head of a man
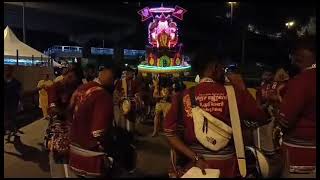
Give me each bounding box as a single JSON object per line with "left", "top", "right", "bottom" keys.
{"left": 63, "top": 67, "right": 83, "bottom": 87}
{"left": 98, "top": 66, "right": 114, "bottom": 89}
{"left": 261, "top": 70, "right": 274, "bottom": 83}
{"left": 125, "top": 70, "right": 134, "bottom": 81}
{"left": 63, "top": 70, "right": 77, "bottom": 86}
{"left": 85, "top": 64, "right": 96, "bottom": 81}
{"left": 192, "top": 48, "right": 225, "bottom": 83}
{"left": 291, "top": 36, "right": 316, "bottom": 73}
{"left": 5, "top": 66, "right": 15, "bottom": 80}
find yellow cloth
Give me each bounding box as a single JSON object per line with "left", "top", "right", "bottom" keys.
{"left": 155, "top": 102, "right": 172, "bottom": 117}
{"left": 247, "top": 88, "right": 257, "bottom": 100}
{"left": 37, "top": 80, "right": 53, "bottom": 109}
{"left": 54, "top": 75, "right": 64, "bottom": 83}
{"left": 183, "top": 81, "right": 198, "bottom": 89}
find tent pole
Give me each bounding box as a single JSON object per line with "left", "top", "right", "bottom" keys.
{"left": 241, "top": 30, "right": 246, "bottom": 65}
{"left": 16, "top": 49, "right": 19, "bottom": 66}
{"left": 32, "top": 55, "right": 34, "bottom": 66}
{"left": 22, "top": 2, "right": 26, "bottom": 43}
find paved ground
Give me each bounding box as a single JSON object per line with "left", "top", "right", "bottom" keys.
{"left": 133, "top": 121, "right": 171, "bottom": 177}
{"left": 4, "top": 117, "right": 171, "bottom": 178}
{"left": 4, "top": 117, "right": 316, "bottom": 178}
{"left": 4, "top": 118, "right": 50, "bottom": 178}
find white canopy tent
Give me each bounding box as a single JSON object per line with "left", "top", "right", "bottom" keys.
{"left": 4, "top": 26, "right": 64, "bottom": 67}
{"left": 3, "top": 26, "right": 63, "bottom": 91}
{"left": 4, "top": 26, "right": 48, "bottom": 59}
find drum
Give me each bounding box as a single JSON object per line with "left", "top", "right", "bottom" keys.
{"left": 121, "top": 97, "right": 143, "bottom": 133}
{"left": 121, "top": 98, "right": 136, "bottom": 115}
{"left": 121, "top": 96, "right": 144, "bottom": 115}
{"left": 253, "top": 118, "right": 279, "bottom": 155}
{"left": 281, "top": 137, "right": 316, "bottom": 176}
{"left": 122, "top": 99, "right": 132, "bottom": 115}
{"left": 169, "top": 144, "right": 238, "bottom": 178}
{"left": 245, "top": 146, "right": 282, "bottom": 178}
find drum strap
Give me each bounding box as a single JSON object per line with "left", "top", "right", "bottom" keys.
{"left": 122, "top": 79, "right": 128, "bottom": 97}
{"left": 225, "top": 85, "right": 247, "bottom": 177}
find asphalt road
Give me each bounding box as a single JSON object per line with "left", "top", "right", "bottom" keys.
{"left": 4, "top": 118, "right": 171, "bottom": 178}
{"left": 4, "top": 114, "right": 314, "bottom": 178}
{"left": 4, "top": 118, "right": 50, "bottom": 178}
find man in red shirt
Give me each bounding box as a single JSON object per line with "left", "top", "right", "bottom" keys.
{"left": 275, "top": 37, "right": 316, "bottom": 177}
{"left": 256, "top": 69, "right": 274, "bottom": 107}
{"left": 68, "top": 66, "right": 114, "bottom": 177}
{"left": 277, "top": 38, "right": 316, "bottom": 141}
{"left": 47, "top": 67, "right": 83, "bottom": 119}
{"left": 115, "top": 69, "right": 142, "bottom": 134}
{"left": 258, "top": 68, "right": 290, "bottom": 117}
{"left": 82, "top": 64, "right": 97, "bottom": 84}
{"left": 164, "top": 49, "right": 269, "bottom": 178}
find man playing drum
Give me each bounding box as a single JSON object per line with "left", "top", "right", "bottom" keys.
{"left": 163, "top": 49, "right": 269, "bottom": 178}
{"left": 115, "top": 68, "right": 142, "bottom": 135}
{"left": 251, "top": 67, "right": 290, "bottom": 177}
{"left": 253, "top": 67, "right": 290, "bottom": 155}
{"left": 256, "top": 68, "right": 274, "bottom": 107}
{"left": 68, "top": 66, "right": 115, "bottom": 177}
{"left": 275, "top": 37, "right": 316, "bottom": 177}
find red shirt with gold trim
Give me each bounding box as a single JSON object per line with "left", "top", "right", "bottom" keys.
{"left": 164, "top": 80, "right": 268, "bottom": 144}
{"left": 70, "top": 81, "right": 113, "bottom": 149}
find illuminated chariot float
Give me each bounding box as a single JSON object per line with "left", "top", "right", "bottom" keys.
{"left": 137, "top": 5, "right": 190, "bottom": 77}
{"left": 132, "top": 6, "right": 191, "bottom": 124}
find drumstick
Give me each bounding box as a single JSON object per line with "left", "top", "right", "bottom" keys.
{"left": 64, "top": 164, "right": 69, "bottom": 178}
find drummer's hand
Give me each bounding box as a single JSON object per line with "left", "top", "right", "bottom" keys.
{"left": 226, "top": 73, "right": 246, "bottom": 90}
{"left": 195, "top": 158, "right": 209, "bottom": 175}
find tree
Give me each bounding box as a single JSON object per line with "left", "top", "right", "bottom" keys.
{"left": 297, "top": 17, "right": 316, "bottom": 37}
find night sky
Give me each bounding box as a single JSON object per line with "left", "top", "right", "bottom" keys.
{"left": 4, "top": 2, "right": 316, "bottom": 66}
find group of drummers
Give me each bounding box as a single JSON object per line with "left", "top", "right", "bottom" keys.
{"left": 44, "top": 36, "right": 315, "bottom": 178}
{"left": 162, "top": 39, "right": 316, "bottom": 178}
{"left": 113, "top": 69, "right": 187, "bottom": 138}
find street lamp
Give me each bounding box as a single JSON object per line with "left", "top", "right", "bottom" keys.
{"left": 228, "top": 2, "right": 237, "bottom": 25}
{"left": 285, "top": 21, "right": 295, "bottom": 28}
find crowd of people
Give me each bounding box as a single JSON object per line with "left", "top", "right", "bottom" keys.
{"left": 4, "top": 36, "right": 315, "bottom": 178}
